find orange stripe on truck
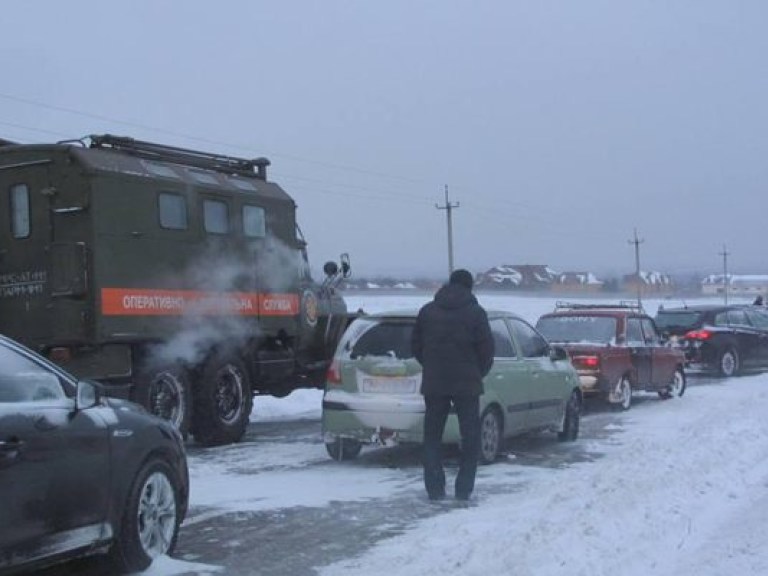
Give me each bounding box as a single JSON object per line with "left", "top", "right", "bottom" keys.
{"left": 101, "top": 288, "right": 299, "bottom": 316}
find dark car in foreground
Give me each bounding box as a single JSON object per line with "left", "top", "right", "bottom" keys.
{"left": 0, "top": 335, "right": 188, "bottom": 575}
{"left": 654, "top": 304, "right": 768, "bottom": 376}
{"left": 536, "top": 302, "right": 686, "bottom": 410}
{"left": 322, "top": 310, "right": 582, "bottom": 464}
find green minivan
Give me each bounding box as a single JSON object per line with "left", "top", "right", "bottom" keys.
{"left": 322, "top": 310, "right": 582, "bottom": 463}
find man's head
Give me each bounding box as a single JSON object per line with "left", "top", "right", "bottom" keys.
{"left": 449, "top": 269, "right": 474, "bottom": 290}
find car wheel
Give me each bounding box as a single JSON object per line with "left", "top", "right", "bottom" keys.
{"left": 325, "top": 437, "right": 362, "bottom": 461}
{"left": 479, "top": 407, "right": 502, "bottom": 464}
{"left": 558, "top": 391, "right": 581, "bottom": 442}
{"left": 135, "top": 364, "right": 192, "bottom": 440}
{"left": 108, "top": 458, "right": 181, "bottom": 573}
{"left": 718, "top": 348, "right": 740, "bottom": 377}
{"left": 612, "top": 377, "right": 632, "bottom": 411}
{"left": 659, "top": 368, "right": 686, "bottom": 399}
{"left": 192, "top": 355, "right": 253, "bottom": 446}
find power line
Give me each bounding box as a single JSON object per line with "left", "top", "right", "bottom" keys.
{"left": 0, "top": 92, "right": 445, "bottom": 188}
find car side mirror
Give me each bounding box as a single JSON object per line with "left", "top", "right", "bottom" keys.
{"left": 75, "top": 380, "right": 101, "bottom": 410}
{"left": 549, "top": 346, "right": 568, "bottom": 362}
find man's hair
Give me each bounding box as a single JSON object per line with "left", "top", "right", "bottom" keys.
{"left": 449, "top": 269, "right": 474, "bottom": 290}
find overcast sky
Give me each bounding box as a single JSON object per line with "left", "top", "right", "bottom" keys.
{"left": 3, "top": 1, "right": 767, "bottom": 279}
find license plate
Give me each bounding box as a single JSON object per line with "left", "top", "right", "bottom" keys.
{"left": 360, "top": 374, "right": 420, "bottom": 394}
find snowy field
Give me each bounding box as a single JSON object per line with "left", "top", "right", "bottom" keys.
{"left": 145, "top": 292, "right": 768, "bottom": 576}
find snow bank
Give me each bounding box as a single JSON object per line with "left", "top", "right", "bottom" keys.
{"left": 321, "top": 375, "right": 768, "bottom": 576}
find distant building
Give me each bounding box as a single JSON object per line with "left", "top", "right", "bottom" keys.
{"left": 622, "top": 271, "right": 674, "bottom": 295}
{"left": 476, "top": 265, "right": 558, "bottom": 290}
{"left": 552, "top": 271, "right": 604, "bottom": 293}
{"left": 701, "top": 274, "right": 768, "bottom": 297}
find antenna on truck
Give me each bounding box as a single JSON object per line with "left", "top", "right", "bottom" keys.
{"left": 88, "top": 134, "right": 271, "bottom": 180}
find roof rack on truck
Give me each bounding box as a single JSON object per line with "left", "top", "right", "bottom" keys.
{"left": 87, "top": 134, "right": 271, "bottom": 179}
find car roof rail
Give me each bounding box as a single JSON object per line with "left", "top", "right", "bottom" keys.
{"left": 554, "top": 300, "right": 646, "bottom": 313}
{"left": 87, "top": 134, "right": 271, "bottom": 179}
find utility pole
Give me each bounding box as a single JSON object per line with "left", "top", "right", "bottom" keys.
{"left": 436, "top": 185, "right": 459, "bottom": 276}
{"left": 719, "top": 244, "right": 730, "bottom": 305}
{"left": 628, "top": 228, "right": 645, "bottom": 308}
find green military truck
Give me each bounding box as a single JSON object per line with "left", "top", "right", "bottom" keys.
{"left": 0, "top": 134, "right": 351, "bottom": 445}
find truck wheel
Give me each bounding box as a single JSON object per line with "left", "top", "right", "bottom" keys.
{"left": 192, "top": 356, "right": 253, "bottom": 446}
{"left": 135, "top": 365, "right": 192, "bottom": 440}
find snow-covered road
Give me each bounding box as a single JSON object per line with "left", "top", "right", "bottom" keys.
{"left": 141, "top": 294, "right": 768, "bottom": 576}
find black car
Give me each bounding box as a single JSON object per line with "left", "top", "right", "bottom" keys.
{"left": 0, "top": 335, "right": 189, "bottom": 574}
{"left": 654, "top": 304, "right": 768, "bottom": 376}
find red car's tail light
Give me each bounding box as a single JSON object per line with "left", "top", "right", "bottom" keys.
{"left": 685, "top": 329, "right": 712, "bottom": 340}
{"left": 573, "top": 355, "right": 599, "bottom": 369}
{"left": 326, "top": 358, "right": 342, "bottom": 386}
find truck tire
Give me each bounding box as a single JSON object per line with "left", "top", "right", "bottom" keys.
{"left": 134, "top": 364, "right": 192, "bottom": 440}
{"left": 192, "top": 355, "right": 253, "bottom": 446}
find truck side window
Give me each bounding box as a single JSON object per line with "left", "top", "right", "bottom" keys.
{"left": 10, "top": 184, "right": 30, "bottom": 238}
{"left": 203, "top": 199, "right": 229, "bottom": 234}
{"left": 243, "top": 205, "right": 266, "bottom": 238}
{"left": 158, "top": 192, "right": 188, "bottom": 230}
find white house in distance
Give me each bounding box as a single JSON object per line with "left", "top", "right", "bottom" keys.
{"left": 701, "top": 274, "right": 768, "bottom": 297}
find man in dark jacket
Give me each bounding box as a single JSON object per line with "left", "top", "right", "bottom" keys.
{"left": 411, "top": 269, "right": 494, "bottom": 501}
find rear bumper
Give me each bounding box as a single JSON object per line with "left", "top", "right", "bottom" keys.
{"left": 576, "top": 372, "right": 606, "bottom": 397}
{"left": 321, "top": 390, "right": 460, "bottom": 445}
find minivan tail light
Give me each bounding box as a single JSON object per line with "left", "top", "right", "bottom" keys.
{"left": 685, "top": 329, "right": 712, "bottom": 340}
{"left": 326, "top": 359, "right": 342, "bottom": 386}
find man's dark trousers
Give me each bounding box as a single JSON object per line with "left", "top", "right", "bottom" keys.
{"left": 423, "top": 395, "right": 481, "bottom": 500}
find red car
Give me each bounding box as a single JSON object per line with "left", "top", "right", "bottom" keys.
{"left": 535, "top": 302, "right": 686, "bottom": 410}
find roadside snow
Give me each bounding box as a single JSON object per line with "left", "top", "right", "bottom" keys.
{"left": 250, "top": 389, "right": 322, "bottom": 422}
{"left": 320, "top": 374, "right": 768, "bottom": 576}
{"left": 150, "top": 293, "right": 767, "bottom": 575}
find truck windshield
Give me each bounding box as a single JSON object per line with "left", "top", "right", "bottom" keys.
{"left": 536, "top": 316, "right": 616, "bottom": 344}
